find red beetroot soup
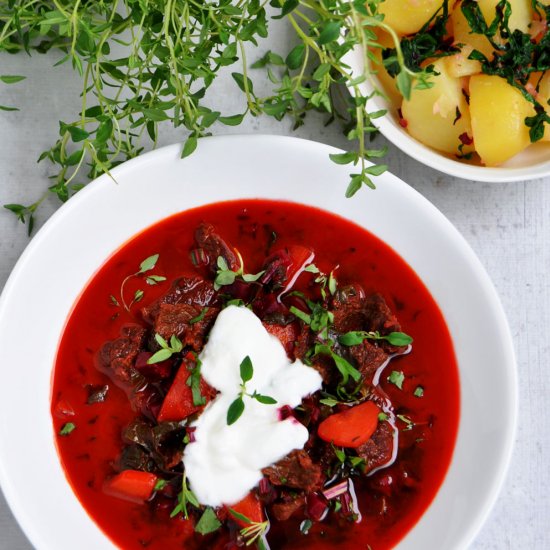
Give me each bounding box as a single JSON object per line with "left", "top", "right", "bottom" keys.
{"left": 51, "top": 199, "right": 459, "bottom": 550}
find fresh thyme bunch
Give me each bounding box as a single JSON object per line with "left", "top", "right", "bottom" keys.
{"left": 0, "top": 0, "right": 423, "bottom": 233}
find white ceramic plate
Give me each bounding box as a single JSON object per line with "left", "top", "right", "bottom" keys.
{"left": 345, "top": 47, "right": 550, "bottom": 182}
{"left": 0, "top": 135, "right": 516, "bottom": 549}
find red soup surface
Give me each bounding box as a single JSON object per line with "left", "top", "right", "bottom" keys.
{"left": 51, "top": 199, "right": 459, "bottom": 550}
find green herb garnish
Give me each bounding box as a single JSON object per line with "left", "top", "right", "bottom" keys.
{"left": 383, "top": 0, "right": 458, "bottom": 76}
{"left": 59, "top": 422, "right": 76, "bottom": 436}
{"left": 332, "top": 444, "right": 346, "bottom": 463}
{"left": 387, "top": 370, "right": 405, "bottom": 390}
{"left": 214, "top": 255, "right": 265, "bottom": 291}
{"left": 397, "top": 414, "right": 414, "bottom": 431}
{"left": 112, "top": 254, "right": 165, "bottom": 312}
{"left": 228, "top": 508, "right": 270, "bottom": 547}
{"left": 226, "top": 356, "right": 277, "bottom": 425}
{"left": 349, "top": 456, "right": 366, "bottom": 469}
{"left": 289, "top": 299, "right": 333, "bottom": 340}
{"left": 303, "top": 264, "right": 338, "bottom": 299}
{"left": 292, "top": 293, "right": 362, "bottom": 387}
{"left": 339, "top": 330, "right": 413, "bottom": 347}
{"left": 189, "top": 307, "right": 208, "bottom": 325}
{"left": 313, "top": 344, "right": 362, "bottom": 385}
{"left": 0, "top": 2, "right": 432, "bottom": 233}
{"left": 414, "top": 385, "right": 424, "bottom": 398}
{"left": 300, "top": 519, "right": 313, "bottom": 535}
{"left": 186, "top": 357, "right": 206, "bottom": 407}
{"left": 170, "top": 474, "right": 199, "bottom": 520}
{"left": 195, "top": 507, "right": 222, "bottom": 535}
{"left": 148, "top": 334, "right": 183, "bottom": 364}
{"left": 319, "top": 397, "right": 340, "bottom": 407}
{"left": 154, "top": 479, "right": 167, "bottom": 492}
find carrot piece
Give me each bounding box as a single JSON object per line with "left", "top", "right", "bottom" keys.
{"left": 317, "top": 401, "right": 380, "bottom": 448}
{"left": 227, "top": 492, "right": 265, "bottom": 528}
{"left": 103, "top": 470, "right": 158, "bottom": 504}
{"left": 157, "top": 355, "right": 213, "bottom": 422}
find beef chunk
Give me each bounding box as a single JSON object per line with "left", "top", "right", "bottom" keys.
{"left": 195, "top": 222, "right": 238, "bottom": 274}
{"left": 310, "top": 355, "right": 336, "bottom": 386}
{"left": 99, "top": 325, "right": 147, "bottom": 384}
{"left": 332, "top": 287, "right": 401, "bottom": 337}
{"left": 260, "top": 249, "right": 293, "bottom": 288}
{"left": 262, "top": 321, "right": 297, "bottom": 357}
{"left": 331, "top": 283, "right": 367, "bottom": 333}
{"left": 356, "top": 420, "right": 395, "bottom": 474}
{"left": 348, "top": 340, "right": 388, "bottom": 384}
{"left": 123, "top": 419, "right": 186, "bottom": 470}
{"left": 263, "top": 450, "right": 324, "bottom": 491}
{"left": 363, "top": 293, "right": 401, "bottom": 335}
{"left": 293, "top": 324, "right": 311, "bottom": 361}
{"left": 98, "top": 327, "right": 162, "bottom": 419}
{"left": 271, "top": 493, "right": 306, "bottom": 521}
{"left": 118, "top": 444, "right": 156, "bottom": 472}
{"left": 142, "top": 275, "right": 218, "bottom": 324}
{"left": 154, "top": 304, "right": 219, "bottom": 351}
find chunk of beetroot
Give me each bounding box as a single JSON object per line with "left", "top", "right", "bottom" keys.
{"left": 134, "top": 351, "right": 173, "bottom": 380}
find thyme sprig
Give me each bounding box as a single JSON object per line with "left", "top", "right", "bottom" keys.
{"left": 170, "top": 473, "right": 199, "bottom": 520}
{"left": 289, "top": 294, "right": 362, "bottom": 386}
{"left": 1, "top": 0, "right": 432, "bottom": 232}
{"left": 226, "top": 355, "right": 277, "bottom": 425}
{"left": 339, "top": 330, "right": 413, "bottom": 347}
{"left": 111, "top": 253, "right": 166, "bottom": 312}
{"left": 228, "top": 508, "right": 270, "bottom": 548}
{"left": 215, "top": 254, "right": 265, "bottom": 291}
{"left": 148, "top": 333, "right": 183, "bottom": 364}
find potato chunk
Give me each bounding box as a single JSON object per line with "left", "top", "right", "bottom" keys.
{"left": 537, "top": 73, "right": 550, "bottom": 141}
{"left": 450, "top": 0, "right": 532, "bottom": 76}
{"left": 378, "top": 0, "right": 443, "bottom": 35}
{"left": 469, "top": 75, "right": 535, "bottom": 165}
{"left": 401, "top": 59, "right": 473, "bottom": 155}
{"left": 446, "top": 43, "right": 483, "bottom": 79}
{"left": 370, "top": 30, "right": 403, "bottom": 107}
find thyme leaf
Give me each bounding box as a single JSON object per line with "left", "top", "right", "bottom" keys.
{"left": 113, "top": 254, "right": 165, "bottom": 312}
{"left": 170, "top": 474, "right": 199, "bottom": 520}
{"left": 226, "top": 356, "right": 277, "bottom": 425}
{"left": 147, "top": 333, "right": 183, "bottom": 365}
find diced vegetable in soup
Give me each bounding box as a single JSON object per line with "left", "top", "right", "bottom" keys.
{"left": 373, "top": 0, "right": 550, "bottom": 165}
{"left": 52, "top": 200, "right": 459, "bottom": 550}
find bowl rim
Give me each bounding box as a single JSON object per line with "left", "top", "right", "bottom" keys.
{"left": 0, "top": 135, "right": 517, "bottom": 550}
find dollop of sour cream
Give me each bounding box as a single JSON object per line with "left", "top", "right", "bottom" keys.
{"left": 183, "top": 305, "right": 323, "bottom": 507}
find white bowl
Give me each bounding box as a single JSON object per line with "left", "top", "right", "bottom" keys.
{"left": 0, "top": 135, "right": 517, "bottom": 549}
{"left": 345, "top": 46, "right": 550, "bottom": 182}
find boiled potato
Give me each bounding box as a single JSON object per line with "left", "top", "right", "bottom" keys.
{"left": 476, "top": 0, "right": 532, "bottom": 30}
{"left": 370, "top": 30, "right": 403, "bottom": 106}
{"left": 526, "top": 72, "right": 550, "bottom": 140}
{"left": 378, "top": 0, "right": 443, "bottom": 36}
{"left": 401, "top": 59, "right": 473, "bottom": 155}
{"left": 535, "top": 72, "right": 550, "bottom": 141}
{"left": 445, "top": 44, "right": 482, "bottom": 78}
{"left": 449, "top": 0, "right": 532, "bottom": 77}
{"left": 469, "top": 74, "right": 535, "bottom": 165}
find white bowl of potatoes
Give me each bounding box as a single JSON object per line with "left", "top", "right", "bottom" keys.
{"left": 347, "top": 0, "right": 550, "bottom": 182}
